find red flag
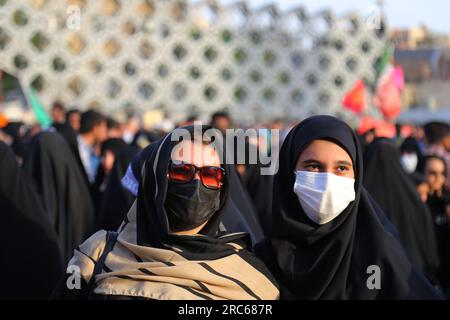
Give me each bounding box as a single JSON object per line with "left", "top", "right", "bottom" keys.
{"left": 376, "top": 75, "right": 402, "bottom": 120}
{"left": 357, "top": 116, "right": 396, "bottom": 139}
{"left": 342, "top": 80, "right": 366, "bottom": 114}
{"left": 375, "top": 121, "right": 396, "bottom": 138}
{"left": 0, "top": 113, "right": 7, "bottom": 128}
{"left": 400, "top": 124, "right": 414, "bottom": 138}
{"left": 357, "top": 116, "right": 378, "bottom": 135}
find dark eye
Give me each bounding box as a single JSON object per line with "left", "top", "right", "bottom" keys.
{"left": 336, "top": 166, "right": 350, "bottom": 174}
{"left": 306, "top": 164, "right": 321, "bottom": 171}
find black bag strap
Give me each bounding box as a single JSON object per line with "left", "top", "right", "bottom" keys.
{"left": 87, "top": 231, "right": 119, "bottom": 298}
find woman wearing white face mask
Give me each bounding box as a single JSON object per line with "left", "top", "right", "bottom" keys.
{"left": 255, "top": 115, "right": 443, "bottom": 300}
{"left": 400, "top": 137, "right": 424, "bottom": 174}
{"left": 293, "top": 140, "right": 356, "bottom": 225}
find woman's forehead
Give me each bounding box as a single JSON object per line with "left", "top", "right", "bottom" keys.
{"left": 299, "top": 139, "right": 353, "bottom": 163}
{"left": 426, "top": 157, "right": 445, "bottom": 169}
{"left": 171, "top": 140, "right": 220, "bottom": 166}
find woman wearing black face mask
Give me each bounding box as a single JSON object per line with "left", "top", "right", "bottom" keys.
{"left": 121, "top": 135, "right": 265, "bottom": 245}
{"left": 52, "top": 125, "right": 279, "bottom": 300}
{"left": 97, "top": 145, "right": 141, "bottom": 231}
{"left": 256, "top": 115, "right": 443, "bottom": 300}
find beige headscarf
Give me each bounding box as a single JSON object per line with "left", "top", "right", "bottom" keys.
{"left": 69, "top": 126, "right": 279, "bottom": 300}
{"left": 69, "top": 202, "right": 279, "bottom": 300}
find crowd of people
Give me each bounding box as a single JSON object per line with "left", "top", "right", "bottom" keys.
{"left": 0, "top": 101, "right": 449, "bottom": 300}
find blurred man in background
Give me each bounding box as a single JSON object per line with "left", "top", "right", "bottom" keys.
{"left": 106, "top": 117, "right": 124, "bottom": 139}
{"left": 50, "top": 101, "right": 66, "bottom": 125}
{"left": 210, "top": 110, "right": 232, "bottom": 133}
{"left": 66, "top": 108, "right": 81, "bottom": 133}
{"left": 78, "top": 110, "right": 108, "bottom": 184}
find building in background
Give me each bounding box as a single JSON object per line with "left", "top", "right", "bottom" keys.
{"left": 391, "top": 25, "right": 450, "bottom": 50}
{"left": 0, "top": 0, "right": 388, "bottom": 124}
{"left": 392, "top": 25, "right": 450, "bottom": 109}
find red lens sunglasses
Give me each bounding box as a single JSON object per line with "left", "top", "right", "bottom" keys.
{"left": 167, "top": 160, "right": 225, "bottom": 190}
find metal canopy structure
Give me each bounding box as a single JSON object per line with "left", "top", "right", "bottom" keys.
{"left": 0, "top": 0, "right": 388, "bottom": 123}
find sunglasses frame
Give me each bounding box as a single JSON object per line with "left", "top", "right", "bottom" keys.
{"left": 167, "top": 160, "right": 226, "bottom": 190}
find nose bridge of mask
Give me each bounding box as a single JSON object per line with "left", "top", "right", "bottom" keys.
{"left": 296, "top": 171, "right": 338, "bottom": 190}
{"left": 298, "top": 172, "right": 336, "bottom": 211}
{"left": 319, "top": 173, "right": 345, "bottom": 213}
{"left": 295, "top": 172, "right": 329, "bottom": 211}
{"left": 168, "top": 179, "right": 199, "bottom": 199}
{"left": 315, "top": 172, "right": 334, "bottom": 190}
{"left": 187, "top": 179, "right": 220, "bottom": 203}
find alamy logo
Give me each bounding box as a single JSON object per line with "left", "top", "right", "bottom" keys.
{"left": 66, "top": 265, "right": 81, "bottom": 290}
{"left": 366, "top": 265, "right": 381, "bottom": 290}
{"left": 364, "top": 4, "right": 383, "bottom": 31}
{"left": 66, "top": 5, "right": 81, "bottom": 31}
{"left": 170, "top": 122, "right": 279, "bottom": 176}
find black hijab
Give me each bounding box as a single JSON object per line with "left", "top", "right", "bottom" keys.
{"left": 132, "top": 125, "right": 245, "bottom": 250}
{"left": 0, "top": 142, "right": 63, "bottom": 299}
{"left": 97, "top": 145, "right": 141, "bottom": 231}
{"left": 92, "top": 138, "right": 129, "bottom": 216}
{"left": 1, "top": 122, "right": 27, "bottom": 158}
{"left": 224, "top": 164, "right": 265, "bottom": 243}
{"left": 131, "top": 129, "right": 159, "bottom": 149}
{"left": 126, "top": 130, "right": 265, "bottom": 246}
{"left": 51, "top": 123, "right": 79, "bottom": 161}
{"left": 234, "top": 139, "right": 274, "bottom": 235}
{"left": 50, "top": 123, "right": 88, "bottom": 185}
{"left": 100, "top": 138, "right": 128, "bottom": 159}
{"left": 22, "top": 132, "right": 95, "bottom": 262}
{"left": 364, "top": 138, "right": 441, "bottom": 284}
{"left": 257, "top": 115, "right": 442, "bottom": 299}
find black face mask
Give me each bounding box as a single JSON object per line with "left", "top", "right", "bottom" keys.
{"left": 165, "top": 180, "right": 221, "bottom": 232}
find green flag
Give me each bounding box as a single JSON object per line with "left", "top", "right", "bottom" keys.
{"left": 376, "top": 44, "right": 393, "bottom": 78}
{"left": 28, "top": 86, "right": 52, "bottom": 128}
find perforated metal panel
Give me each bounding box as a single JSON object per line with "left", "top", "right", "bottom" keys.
{"left": 0, "top": 0, "right": 388, "bottom": 123}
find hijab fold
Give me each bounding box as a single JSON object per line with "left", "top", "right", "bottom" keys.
{"left": 363, "top": 138, "right": 441, "bottom": 284}
{"left": 23, "top": 132, "right": 95, "bottom": 262}
{"left": 0, "top": 142, "right": 63, "bottom": 299}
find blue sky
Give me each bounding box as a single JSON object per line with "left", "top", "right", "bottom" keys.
{"left": 214, "top": 0, "right": 450, "bottom": 33}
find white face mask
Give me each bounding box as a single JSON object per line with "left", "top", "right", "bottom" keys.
{"left": 400, "top": 153, "right": 418, "bottom": 173}
{"left": 123, "top": 130, "right": 134, "bottom": 144}
{"left": 293, "top": 171, "right": 356, "bottom": 225}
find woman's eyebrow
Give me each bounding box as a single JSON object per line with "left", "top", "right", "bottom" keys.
{"left": 302, "top": 159, "right": 322, "bottom": 164}
{"left": 335, "top": 160, "right": 353, "bottom": 166}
